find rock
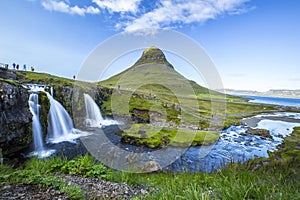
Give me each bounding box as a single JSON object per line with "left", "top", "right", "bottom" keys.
{"left": 131, "top": 108, "right": 150, "bottom": 123}
{"left": 0, "top": 68, "right": 18, "bottom": 80}
{"left": 0, "top": 80, "right": 32, "bottom": 157}
{"left": 133, "top": 46, "right": 174, "bottom": 68}
{"left": 246, "top": 128, "right": 272, "bottom": 139}
{"left": 142, "top": 161, "right": 161, "bottom": 172}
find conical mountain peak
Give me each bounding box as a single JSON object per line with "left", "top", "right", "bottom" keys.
{"left": 133, "top": 46, "right": 174, "bottom": 68}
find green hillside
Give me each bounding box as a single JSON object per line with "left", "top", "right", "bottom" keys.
{"left": 100, "top": 46, "right": 212, "bottom": 98}
{"left": 100, "top": 47, "right": 273, "bottom": 129}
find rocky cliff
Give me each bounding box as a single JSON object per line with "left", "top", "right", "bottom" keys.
{"left": 0, "top": 75, "right": 32, "bottom": 157}
{"left": 0, "top": 68, "right": 113, "bottom": 159}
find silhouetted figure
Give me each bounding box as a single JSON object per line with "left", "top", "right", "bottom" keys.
{"left": 16, "top": 64, "right": 19, "bottom": 70}
{"left": 23, "top": 64, "right": 26, "bottom": 71}
{"left": 117, "top": 84, "right": 121, "bottom": 94}
{"left": 73, "top": 75, "right": 76, "bottom": 79}
{"left": 31, "top": 66, "right": 35, "bottom": 72}
{"left": 12, "top": 63, "right": 16, "bottom": 70}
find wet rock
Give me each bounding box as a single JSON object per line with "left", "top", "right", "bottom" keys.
{"left": 0, "top": 80, "right": 32, "bottom": 157}
{"left": 142, "top": 160, "right": 161, "bottom": 172}
{"left": 246, "top": 128, "right": 272, "bottom": 139}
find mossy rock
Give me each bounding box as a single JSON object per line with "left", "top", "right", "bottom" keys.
{"left": 246, "top": 128, "right": 272, "bottom": 139}
{"left": 121, "top": 124, "right": 220, "bottom": 148}
{"left": 39, "top": 92, "right": 50, "bottom": 138}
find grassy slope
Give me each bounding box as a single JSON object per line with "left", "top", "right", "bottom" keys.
{"left": 18, "top": 71, "right": 94, "bottom": 90}
{"left": 5, "top": 67, "right": 276, "bottom": 148}
{"left": 99, "top": 48, "right": 276, "bottom": 147}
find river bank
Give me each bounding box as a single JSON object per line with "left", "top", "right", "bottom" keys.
{"left": 1, "top": 123, "right": 299, "bottom": 199}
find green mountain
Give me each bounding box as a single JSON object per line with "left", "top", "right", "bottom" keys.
{"left": 99, "top": 46, "right": 231, "bottom": 127}
{"left": 101, "top": 46, "right": 212, "bottom": 97}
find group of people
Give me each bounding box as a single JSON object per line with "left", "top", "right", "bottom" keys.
{"left": 11, "top": 63, "right": 35, "bottom": 72}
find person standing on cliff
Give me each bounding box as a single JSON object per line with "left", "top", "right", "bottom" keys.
{"left": 12, "top": 63, "right": 16, "bottom": 70}
{"left": 23, "top": 64, "right": 26, "bottom": 71}
{"left": 16, "top": 64, "right": 19, "bottom": 70}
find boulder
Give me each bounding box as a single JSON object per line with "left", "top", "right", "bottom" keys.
{"left": 142, "top": 161, "right": 161, "bottom": 172}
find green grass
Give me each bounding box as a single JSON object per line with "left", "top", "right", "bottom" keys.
{"left": 99, "top": 47, "right": 275, "bottom": 129}
{"left": 1, "top": 127, "right": 299, "bottom": 199}
{"left": 0, "top": 155, "right": 112, "bottom": 200}
{"left": 121, "top": 124, "right": 220, "bottom": 148}
{"left": 0, "top": 165, "right": 85, "bottom": 199}
{"left": 111, "top": 126, "right": 300, "bottom": 199}
{"left": 0, "top": 77, "right": 21, "bottom": 86}
{"left": 18, "top": 71, "right": 96, "bottom": 91}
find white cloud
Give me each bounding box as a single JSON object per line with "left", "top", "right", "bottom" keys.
{"left": 39, "top": 0, "right": 252, "bottom": 33}
{"left": 92, "top": 0, "right": 142, "bottom": 13}
{"left": 122, "top": 0, "right": 251, "bottom": 33}
{"left": 41, "top": 0, "right": 100, "bottom": 16}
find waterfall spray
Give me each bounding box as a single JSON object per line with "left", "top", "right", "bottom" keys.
{"left": 46, "top": 92, "right": 79, "bottom": 143}
{"left": 28, "top": 93, "right": 44, "bottom": 151}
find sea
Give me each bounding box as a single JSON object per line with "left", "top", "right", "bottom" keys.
{"left": 242, "top": 95, "right": 300, "bottom": 108}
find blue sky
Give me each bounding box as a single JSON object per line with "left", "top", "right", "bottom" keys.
{"left": 0, "top": 0, "right": 299, "bottom": 91}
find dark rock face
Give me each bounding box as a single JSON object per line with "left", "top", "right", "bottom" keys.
{"left": 38, "top": 92, "right": 50, "bottom": 138}
{"left": 51, "top": 85, "right": 113, "bottom": 128}
{"left": 131, "top": 108, "right": 151, "bottom": 123}
{"left": 0, "top": 68, "right": 17, "bottom": 80}
{"left": 0, "top": 81, "right": 32, "bottom": 156}
{"left": 0, "top": 68, "right": 113, "bottom": 159}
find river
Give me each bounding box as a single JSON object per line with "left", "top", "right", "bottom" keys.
{"left": 38, "top": 95, "right": 300, "bottom": 173}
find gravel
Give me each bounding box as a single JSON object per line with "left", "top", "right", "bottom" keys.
{"left": 0, "top": 173, "right": 156, "bottom": 200}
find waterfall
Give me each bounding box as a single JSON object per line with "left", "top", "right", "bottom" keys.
{"left": 28, "top": 93, "right": 44, "bottom": 151}
{"left": 84, "top": 93, "right": 104, "bottom": 127}
{"left": 27, "top": 92, "right": 55, "bottom": 158}
{"left": 46, "top": 92, "right": 79, "bottom": 143}
{"left": 83, "top": 93, "right": 119, "bottom": 127}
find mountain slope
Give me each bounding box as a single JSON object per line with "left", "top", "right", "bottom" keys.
{"left": 100, "top": 46, "right": 213, "bottom": 97}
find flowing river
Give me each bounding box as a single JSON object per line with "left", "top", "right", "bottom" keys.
{"left": 165, "top": 112, "right": 300, "bottom": 173}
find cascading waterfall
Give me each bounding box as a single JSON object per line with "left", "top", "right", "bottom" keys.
{"left": 84, "top": 93, "right": 104, "bottom": 127}
{"left": 83, "top": 93, "right": 119, "bottom": 127}
{"left": 46, "top": 92, "right": 79, "bottom": 143}
{"left": 27, "top": 91, "right": 55, "bottom": 158}
{"left": 28, "top": 93, "right": 44, "bottom": 151}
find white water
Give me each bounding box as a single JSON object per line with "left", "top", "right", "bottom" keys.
{"left": 84, "top": 93, "right": 104, "bottom": 127}
{"left": 83, "top": 93, "right": 119, "bottom": 127}
{"left": 28, "top": 92, "right": 55, "bottom": 158}
{"left": 28, "top": 93, "right": 44, "bottom": 151}
{"left": 46, "top": 92, "right": 80, "bottom": 143}
{"left": 166, "top": 112, "right": 300, "bottom": 172}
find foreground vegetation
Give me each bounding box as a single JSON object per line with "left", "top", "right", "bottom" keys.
{"left": 1, "top": 127, "right": 299, "bottom": 199}
{"left": 121, "top": 124, "right": 220, "bottom": 148}
{"left": 113, "top": 126, "right": 300, "bottom": 199}
{"left": 0, "top": 155, "right": 111, "bottom": 199}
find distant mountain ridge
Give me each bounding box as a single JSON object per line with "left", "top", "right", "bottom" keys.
{"left": 222, "top": 89, "right": 300, "bottom": 98}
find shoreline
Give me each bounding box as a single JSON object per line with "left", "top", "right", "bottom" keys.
{"left": 243, "top": 112, "right": 300, "bottom": 128}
